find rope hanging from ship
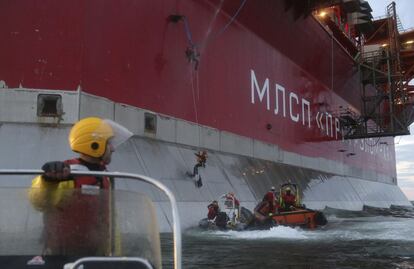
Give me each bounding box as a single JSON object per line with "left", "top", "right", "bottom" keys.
{"left": 169, "top": 0, "right": 247, "bottom": 71}
{"left": 168, "top": 0, "right": 248, "bottom": 149}
{"left": 198, "top": 0, "right": 248, "bottom": 52}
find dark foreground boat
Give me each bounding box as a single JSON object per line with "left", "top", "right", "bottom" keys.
{"left": 0, "top": 170, "right": 182, "bottom": 269}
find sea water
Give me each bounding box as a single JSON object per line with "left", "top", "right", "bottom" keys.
{"left": 161, "top": 206, "right": 414, "bottom": 268}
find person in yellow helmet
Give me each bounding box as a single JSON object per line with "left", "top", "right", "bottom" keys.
{"left": 28, "top": 117, "right": 132, "bottom": 261}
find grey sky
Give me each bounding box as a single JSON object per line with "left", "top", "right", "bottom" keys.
{"left": 368, "top": 0, "right": 414, "bottom": 30}
{"left": 367, "top": 0, "right": 414, "bottom": 199}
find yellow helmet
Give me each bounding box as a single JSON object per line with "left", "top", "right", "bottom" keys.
{"left": 69, "top": 117, "right": 114, "bottom": 158}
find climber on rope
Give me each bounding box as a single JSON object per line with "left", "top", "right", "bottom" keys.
{"left": 187, "top": 150, "right": 207, "bottom": 188}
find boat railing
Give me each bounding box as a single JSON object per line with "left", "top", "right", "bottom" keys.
{"left": 0, "top": 169, "right": 182, "bottom": 269}
{"left": 66, "top": 257, "right": 154, "bottom": 269}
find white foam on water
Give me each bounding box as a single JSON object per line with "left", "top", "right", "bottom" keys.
{"left": 211, "top": 226, "right": 308, "bottom": 240}
{"left": 304, "top": 216, "right": 414, "bottom": 242}
{"left": 191, "top": 216, "right": 414, "bottom": 242}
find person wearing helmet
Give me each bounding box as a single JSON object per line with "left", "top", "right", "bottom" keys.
{"left": 28, "top": 117, "right": 132, "bottom": 260}
{"left": 187, "top": 150, "right": 207, "bottom": 188}
{"left": 281, "top": 186, "right": 296, "bottom": 211}
{"left": 262, "top": 186, "right": 276, "bottom": 202}
{"left": 262, "top": 186, "right": 279, "bottom": 214}
{"left": 207, "top": 200, "right": 220, "bottom": 220}
{"left": 225, "top": 192, "right": 240, "bottom": 209}
{"left": 206, "top": 200, "right": 229, "bottom": 229}
{"left": 253, "top": 199, "right": 273, "bottom": 224}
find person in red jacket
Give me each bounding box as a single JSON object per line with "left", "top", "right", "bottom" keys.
{"left": 187, "top": 150, "right": 207, "bottom": 188}
{"left": 225, "top": 192, "right": 240, "bottom": 208}
{"left": 207, "top": 200, "right": 220, "bottom": 220}
{"left": 281, "top": 187, "right": 297, "bottom": 211}
{"left": 28, "top": 117, "right": 132, "bottom": 260}
{"left": 254, "top": 200, "right": 272, "bottom": 223}
{"left": 262, "top": 186, "right": 276, "bottom": 202}
{"left": 263, "top": 186, "right": 280, "bottom": 213}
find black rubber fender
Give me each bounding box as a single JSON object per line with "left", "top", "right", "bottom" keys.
{"left": 314, "top": 211, "right": 328, "bottom": 226}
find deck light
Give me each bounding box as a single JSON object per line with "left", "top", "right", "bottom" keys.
{"left": 318, "top": 11, "right": 327, "bottom": 17}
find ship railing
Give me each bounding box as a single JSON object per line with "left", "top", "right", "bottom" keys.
{"left": 361, "top": 49, "right": 387, "bottom": 62}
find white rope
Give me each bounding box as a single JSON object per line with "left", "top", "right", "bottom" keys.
{"left": 200, "top": 0, "right": 248, "bottom": 51}
{"left": 199, "top": 0, "right": 225, "bottom": 51}
{"left": 186, "top": 0, "right": 248, "bottom": 148}
{"left": 189, "top": 66, "right": 201, "bottom": 147}
{"left": 207, "top": 0, "right": 248, "bottom": 43}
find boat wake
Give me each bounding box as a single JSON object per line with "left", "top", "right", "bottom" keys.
{"left": 211, "top": 226, "right": 308, "bottom": 240}
{"left": 178, "top": 207, "right": 414, "bottom": 269}
{"left": 188, "top": 208, "right": 414, "bottom": 242}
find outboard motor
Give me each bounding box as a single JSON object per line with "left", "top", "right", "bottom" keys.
{"left": 240, "top": 206, "right": 255, "bottom": 225}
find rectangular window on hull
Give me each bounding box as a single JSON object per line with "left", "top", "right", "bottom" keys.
{"left": 37, "top": 94, "right": 63, "bottom": 117}
{"left": 144, "top": 112, "right": 156, "bottom": 134}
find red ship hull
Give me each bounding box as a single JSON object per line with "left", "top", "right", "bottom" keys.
{"left": 0, "top": 0, "right": 396, "bottom": 177}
